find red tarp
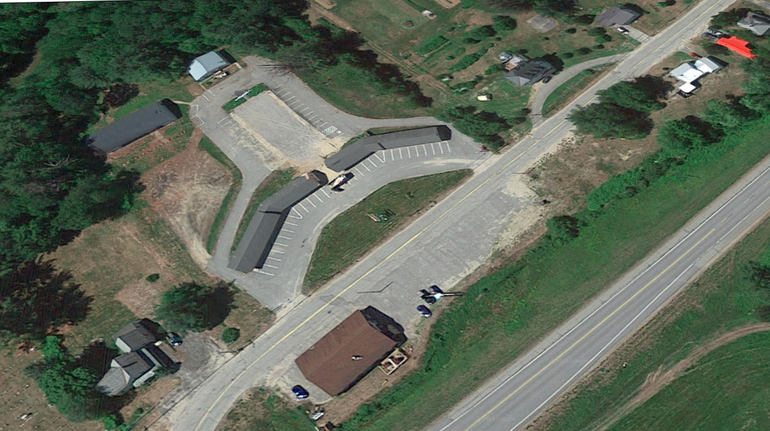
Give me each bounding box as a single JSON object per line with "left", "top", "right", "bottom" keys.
{"left": 716, "top": 36, "right": 757, "bottom": 59}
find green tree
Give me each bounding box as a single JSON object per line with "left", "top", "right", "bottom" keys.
{"left": 567, "top": 103, "right": 652, "bottom": 138}
{"left": 437, "top": 106, "right": 512, "bottom": 149}
{"left": 546, "top": 215, "right": 584, "bottom": 242}
{"left": 597, "top": 80, "right": 665, "bottom": 112}
{"left": 492, "top": 15, "right": 517, "bottom": 31}
{"left": 703, "top": 99, "right": 751, "bottom": 130}
{"left": 156, "top": 282, "right": 234, "bottom": 334}
{"left": 468, "top": 25, "right": 497, "bottom": 39}
{"left": 221, "top": 327, "right": 241, "bottom": 344}
{"left": 709, "top": 8, "right": 751, "bottom": 29}
{"left": 656, "top": 116, "right": 713, "bottom": 153}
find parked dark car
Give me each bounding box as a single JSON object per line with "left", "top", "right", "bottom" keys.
{"left": 429, "top": 285, "right": 444, "bottom": 295}
{"left": 417, "top": 305, "right": 432, "bottom": 318}
{"left": 420, "top": 289, "right": 437, "bottom": 304}
{"left": 292, "top": 385, "right": 309, "bottom": 400}
{"left": 167, "top": 332, "right": 183, "bottom": 346}
{"left": 542, "top": 76, "right": 552, "bottom": 84}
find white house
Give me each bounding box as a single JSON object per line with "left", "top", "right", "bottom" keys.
{"left": 669, "top": 56, "right": 723, "bottom": 94}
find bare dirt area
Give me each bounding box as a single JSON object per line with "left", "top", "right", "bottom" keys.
{"left": 142, "top": 128, "right": 233, "bottom": 268}
{"left": 593, "top": 323, "right": 770, "bottom": 431}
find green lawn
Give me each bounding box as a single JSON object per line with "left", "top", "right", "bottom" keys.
{"left": 303, "top": 169, "right": 472, "bottom": 294}
{"left": 337, "top": 114, "right": 770, "bottom": 431}
{"left": 544, "top": 215, "right": 770, "bottom": 431}
{"left": 199, "top": 136, "right": 243, "bottom": 254}
{"left": 542, "top": 64, "right": 614, "bottom": 117}
{"left": 218, "top": 388, "right": 315, "bottom": 431}
{"left": 609, "top": 332, "right": 770, "bottom": 431}
{"left": 231, "top": 168, "right": 297, "bottom": 254}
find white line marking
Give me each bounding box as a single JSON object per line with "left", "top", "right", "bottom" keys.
{"left": 217, "top": 117, "right": 229, "bottom": 124}
{"left": 277, "top": 235, "right": 292, "bottom": 240}
{"left": 423, "top": 145, "right": 428, "bottom": 156}
{"left": 299, "top": 203, "right": 309, "bottom": 212}
{"left": 439, "top": 142, "right": 445, "bottom": 154}
{"left": 368, "top": 158, "right": 377, "bottom": 168}
{"left": 292, "top": 208, "right": 303, "bottom": 219}
{"left": 201, "top": 94, "right": 210, "bottom": 101}
{"left": 376, "top": 153, "right": 387, "bottom": 163}
{"left": 446, "top": 142, "right": 452, "bottom": 153}
{"left": 399, "top": 148, "right": 403, "bottom": 159}
{"left": 354, "top": 167, "right": 364, "bottom": 176}
{"left": 272, "top": 250, "right": 285, "bottom": 254}
{"left": 281, "top": 229, "right": 295, "bottom": 234}
{"left": 407, "top": 147, "right": 412, "bottom": 159}
{"left": 285, "top": 95, "right": 295, "bottom": 101}
{"left": 318, "top": 122, "right": 327, "bottom": 128}
{"left": 306, "top": 199, "right": 317, "bottom": 208}
{"left": 315, "top": 194, "right": 324, "bottom": 204}
{"left": 362, "top": 163, "right": 371, "bottom": 172}
{"left": 274, "top": 242, "right": 289, "bottom": 247}
{"left": 321, "top": 188, "right": 330, "bottom": 198}
{"left": 257, "top": 270, "right": 274, "bottom": 276}
{"left": 285, "top": 221, "right": 299, "bottom": 227}
{"left": 431, "top": 143, "right": 436, "bottom": 155}
{"left": 391, "top": 149, "right": 395, "bottom": 161}
{"left": 308, "top": 115, "right": 317, "bottom": 120}
{"left": 267, "top": 257, "right": 281, "bottom": 262}
{"left": 265, "top": 264, "right": 279, "bottom": 269}
{"left": 300, "top": 107, "right": 310, "bottom": 113}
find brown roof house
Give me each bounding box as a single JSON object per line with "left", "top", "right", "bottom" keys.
{"left": 97, "top": 321, "right": 174, "bottom": 397}
{"left": 295, "top": 307, "right": 406, "bottom": 396}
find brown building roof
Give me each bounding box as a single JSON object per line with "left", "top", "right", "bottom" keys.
{"left": 295, "top": 307, "right": 404, "bottom": 396}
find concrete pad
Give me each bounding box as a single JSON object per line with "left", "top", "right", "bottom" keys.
{"left": 232, "top": 91, "right": 336, "bottom": 166}
{"left": 527, "top": 15, "right": 557, "bottom": 32}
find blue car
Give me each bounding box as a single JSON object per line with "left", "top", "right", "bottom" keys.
{"left": 417, "top": 305, "right": 432, "bottom": 318}
{"left": 292, "top": 385, "right": 309, "bottom": 400}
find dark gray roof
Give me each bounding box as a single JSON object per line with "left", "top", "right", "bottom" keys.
{"left": 97, "top": 351, "right": 154, "bottom": 396}
{"left": 325, "top": 126, "right": 451, "bottom": 172}
{"left": 738, "top": 11, "right": 770, "bottom": 36}
{"left": 228, "top": 172, "right": 327, "bottom": 272}
{"left": 113, "top": 321, "right": 156, "bottom": 352}
{"left": 595, "top": 6, "right": 641, "bottom": 26}
{"left": 87, "top": 99, "right": 181, "bottom": 154}
{"left": 505, "top": 60, "right": 555, "bottom": 86}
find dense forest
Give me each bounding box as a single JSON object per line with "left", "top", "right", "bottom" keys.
{"left": 0, "top": 0, "right": 429, "bottom": 283}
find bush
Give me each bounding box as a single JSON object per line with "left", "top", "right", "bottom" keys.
{"left": 449, "top": 49, "right": 488, "bottom": 72}
{"left": 462, "top": 37, "right": 481, "bottom": 44}
{"left": 577, "top": 47, "right": 592, "bottom": 55}
{"left": 467, "top": 25, "right": 497, "bottom": 39}
{"left": 595, "top": 34, "right": 612, "bottom": 43}
{"left": 587, "top": 27, "right": 606, "bottom": 36}
{"left": 221, "top": 327, "right": 241, "bottom": 344}
{"left": 562, "top": 52, "right": 574, "bottom": 58}
{"left": 568, "top": 103, "right": 653, "bottom": 139}
{"left": 415, "top": 35, "right": 449, "bottom": 55}
{"left": 156, "top": 282, "right": 235, "bottom": 334}
{"left": 446, "top": 55, "right": 455, "bottom": 60}
{"left": 492, "top": 15, "right": 517, "bottom": 31}
{"left": 146, "top": 273, "right": 160, "bottom": 283}
{"left": 565, "top": 27, "right": 577, "bottom": 34}
{"left": 484, "top": 64, "right": 501, "bottom": 75}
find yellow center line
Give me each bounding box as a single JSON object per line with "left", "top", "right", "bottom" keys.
{"left": 462, "top": 229, "right": 715, "bottom": 431}
{"left": 192, "top": 125, "right": 569, "bottom": 431}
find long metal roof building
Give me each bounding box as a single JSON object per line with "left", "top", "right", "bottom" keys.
{"left": 86, "top": 99, "right": 181, "bottom": 154}
{"left": 325, "top": 126, "right": 451, "bottom": 172}
{"left": 228, "top": 171, "right": 327, "bottom": 272}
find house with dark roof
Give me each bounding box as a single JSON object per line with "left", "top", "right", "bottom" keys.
{"left": 295, "top": 307, "right": 405, "bottom": 396}
{"left": 504, "top": 60, "right": 555, "bottom": 86}
{"left": 738, "top": 11, "right": 770, "bottom": 36}
{"left": 97, "top": 321, "right": 174, "bottom": 396}
{"left": 86, "top": 99, "right": 181, "bottom": 154}
{"left": 595, "top": 6, "right": 642, "bottom": 26}
{"left": 228, "top": 171, "right": 327, "bottom": 272}
{"left": 325, "top": 126, "right": 451, "bottom": 172}
{"left": 188, "top": 51, "right": 230, "bottom": 81}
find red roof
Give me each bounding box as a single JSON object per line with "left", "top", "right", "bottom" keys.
{"left": 716, "top": 36, "right": 757, "bottom": 59}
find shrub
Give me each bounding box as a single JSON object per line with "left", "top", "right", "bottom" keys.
{"left": 492, "top": 15, "right": 517, "bottom": 31}
{"left": 221, "top": 327, "right": 241, "bottom": 344}
{"left": 415, "top": 35, "right": 449, "bottom": 55}
{"left": 462, "top": 37, "right": 481, "bottom": 44}
{"left": 446, "top": 55, "right": 455, "bottom": 60}
{"left": 577, "top": 47, "right": 592, "bottom": 55}
{"left": 449, "top": 49, "right": 488, "bottom": 72}
{"left": 467, "top": 25, "right": 497, "bottom": 39}
{"left": 146, "top": 273, "right": 160, "bottom": 283}
{"left": 562, "top": 52, "right": 574, "bottom": 58}
{"left": 565, "top": 27, "right": 577, "bottom": 34}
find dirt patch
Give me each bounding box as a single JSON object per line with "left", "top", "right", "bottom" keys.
{"left": 593, "top": 323, "right": 770, "bottom": 431}
{"left": 454, "top": 9, "right": 493, "bottom": 26}
{"left": 435, "top": 0, "right": 461, "bottom": 8}
{"left": 108, "top": 129, "right": 172, "bottom": 163}
{"left": 142, "top": 128, "right": 232, "bottom": 268}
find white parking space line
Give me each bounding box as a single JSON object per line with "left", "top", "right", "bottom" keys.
{"left": 300, "top": 107, "right": 310, "bottom": 113}
{"left": 272, "top": 250, "right": 285, "bottom": 254}
{"left": 274, "top": 242, "right": 289, "bottom": 247}
{"left": 257, "top": 270, "right": 274, "bottom": 276}
{"left": 399, "top": 148, "right": 403, "bottom": 159}
{"left": 314, "top": 194, "right": 324, "bottom": 204}
{"left": 201, "top": 94, "right": 210, "bottom": 101}
{"left": 290, "top": 208, "right": 303, "bottom": 219}
{"left": 298, "top": 203, "right": 309, "bottom": 212}
{"left": 281, "top": 228, "right": 295, "bottom": 234}
{"left": 318, "top": 122, "right": 327, "bottom": 128}
{"left": 407, "top": 147, "right": 412, "bottom": 159}
{"left": 321, "top": 188, "right": 330, "bottom": 198}
{"left": 264, "top": 264, "right": 279, "bottom": 269}
{"left": 285, "top": 96, "right": 295, "bottom": 101}
{"left": 431, "top": 143, "right": 436, "bottom": 155}
{"left": 267, "top": 257, "right": 281, "bottom": 262}
{"left": 423, "top": 145, "right": 428, "bottom": 156}
{"left": 362, "top": 163, "right": 372, "bottom": 172}
{"left": 391, "top": 149, "right": 395, "bottom": 161}
{"left": 446, "top": 141, "right": 451, "bottom": 153}
{"left": 308, "top": 115, "right": 317, "bottom": 120}
{"left": 285, "top": 221, "right": 299, "bottom": 227}
{"left": 368, "top": 158, "right": 377, "bottom": 168}
{"left": 439, "top": 142, "right": 444, "bottom": 154}
{"left": 375, "top": 153, "right": 386, "bottom": 163}
{"left": 306, "top": 199, "right": 317, "bottom": 208}
{"left": 217, "top": 117, "right": 229, "bottom": 124}
{"left": 278, "top": 235, "right": 292, "bottom": 240}
{"left": 354, "top": 167, "right": 364, "bottom": 176}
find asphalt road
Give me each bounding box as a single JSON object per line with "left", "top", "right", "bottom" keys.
{"left": 157, "top": 0, "right": 740, "bottom": 429}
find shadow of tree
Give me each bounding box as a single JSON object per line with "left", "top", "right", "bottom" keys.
{"left": 0, "top": 259, "right": 93, "bottom": 344}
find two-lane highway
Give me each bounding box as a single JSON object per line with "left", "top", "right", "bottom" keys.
{"left": 429, "top": 137, "right": 770, "bottom": 431}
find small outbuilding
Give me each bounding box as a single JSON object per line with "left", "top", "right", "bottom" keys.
{"left": 295, "top": 307, "right": 406, "bottom": 396}
{"left": 595, "top": 6, "right": 642, "bottom": 26}
{"left": 86, "top": 99, "right": 181, "bottom": 154}
{"left": 738, "top": 11, "right": 770, "bottom": 36}
{"left": 188, "top": 51, "right": 230, "bottom": 81}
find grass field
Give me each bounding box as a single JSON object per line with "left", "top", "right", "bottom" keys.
{"left": 303, "top": 169, "right": 472, "bottom": 294}
{"left": 199, "top": 136, "right": 243, "bottom": 254}
{"left": 217, "top": 388, "right": 315, "bottom": 431}
{"left": 231, "top": 168, "right": 297, "bottom": 254}
{"left": 337, "top": 112, "right": 770, "bottom": 430}
{"left": 540, "top": 213, "right": 770, "bottom": 431}
{"left": 542, "top": 64, "right": 613, "bottom": 117}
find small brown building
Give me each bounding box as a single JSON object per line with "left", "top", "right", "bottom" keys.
{"left": 295, "top": 307, "right": 406, "bottom": 396}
